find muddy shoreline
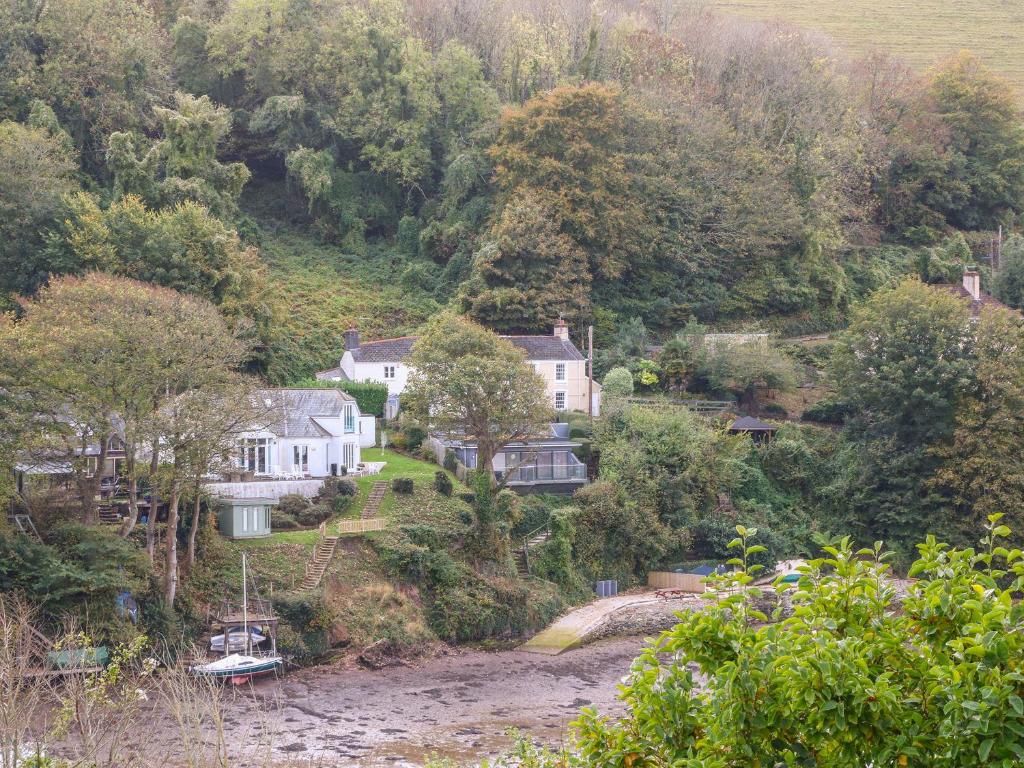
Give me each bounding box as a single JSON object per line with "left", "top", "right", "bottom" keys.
{"left": 139, "top": 634, "right": 654, "bottom": 767}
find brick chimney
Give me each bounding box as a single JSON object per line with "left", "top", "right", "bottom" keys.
{"left": 343, "top": 328, "right": 361, "bottom": 351}
{"left": 553, "top": 318, "right": 569, "bottom": 341}
{"left": 963, "top": 268, "right": 981, "bottom": 302}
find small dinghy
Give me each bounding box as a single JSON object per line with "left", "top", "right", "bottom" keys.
{"left": 209, "top": 629, "right": 266, "bottom": 653}
{"left": 193, "top": 552, "right": 282, "bottom": 684}
{"left": 191, "top": 653, "right": 282, "bottom": 683}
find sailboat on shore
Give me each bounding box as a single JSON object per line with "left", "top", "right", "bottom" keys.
{"left": 192, "top": 552, "right": 283, "bottom": 684}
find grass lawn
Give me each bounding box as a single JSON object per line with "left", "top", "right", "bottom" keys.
{"left": 348, "top": 447, "right": 456, "bottom": 518}
{"left": 711, "top": 0, "right": 1024, "bottom": 99}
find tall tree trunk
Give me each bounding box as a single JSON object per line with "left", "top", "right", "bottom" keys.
{"left": 185, "top": 480, "right": 202, "bottom": 576}
{"left": 164, "top": 476, "right": 182, "bottom": 607}
{"left": 145, "top": 443, "right": 159, "bottom": 562}
{"left": 120, "top": 448, "right": 138, "bottom": 537}
{"left": 76, "top": 433, "right": 108, "bottom": 525}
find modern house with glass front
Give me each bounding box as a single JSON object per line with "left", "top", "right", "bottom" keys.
{"left": 234, "top": 389, "right": 364, "bottom": 478}
{"left": 430, "top": 424, "right": 589, "bottom": 495}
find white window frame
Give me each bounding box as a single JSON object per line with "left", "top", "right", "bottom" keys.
{"left": 241, "top": 506, "right": 249, "bottom": 532}
{"left": 383, "top": 365, "right": 396, "bottom": 380}
{"left": 343, "top": 442, "right": 355, "bottom": 470}
{"left": 344, "top": 403, "right": 355, "bottom": 433}
{"left": 293, "top": 444, "right": 309, "bottom": 473}
{"left": 554, "top": 362, "right": 566, "bottom": 382}
{"left": 554, "top": 391, "right": 567, "bottom": 411}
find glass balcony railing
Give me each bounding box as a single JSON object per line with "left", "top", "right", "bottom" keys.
{"left": 505, "top": 463, "right": 588, "bottom": 483}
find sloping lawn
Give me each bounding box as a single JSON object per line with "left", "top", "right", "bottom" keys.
{"left": 348, "top": 448, "right": 456, "bottom": 518}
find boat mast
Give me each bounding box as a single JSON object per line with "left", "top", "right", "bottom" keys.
{"left": 242, "top": 551, "right": 249, "bottom": 655}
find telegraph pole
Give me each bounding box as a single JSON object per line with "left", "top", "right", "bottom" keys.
{"left": 587, "top": 325, "right": 594, "bottom": 421}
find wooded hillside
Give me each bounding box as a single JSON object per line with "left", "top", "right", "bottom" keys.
{"left": 2, "top": 0, "right": 1022, "bottom": 381}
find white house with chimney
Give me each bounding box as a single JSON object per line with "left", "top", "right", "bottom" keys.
{"left": 317, "top": 319, "right": 601, "bottom": 415}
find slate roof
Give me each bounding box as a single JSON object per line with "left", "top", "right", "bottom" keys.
{"left": 344, "top": 334, "right": 585, "bottom": 363}
{"left": 349, "top": 337, "right": 417, "bottom": 363}
{"left": 258, "top": 388, "right": 355, "bottom": 438}
{"left": 934, "top": 284, "right": 1008, "bottom": 317}
{"left": 314, "top": 366, "right": 348, "bottom": 381}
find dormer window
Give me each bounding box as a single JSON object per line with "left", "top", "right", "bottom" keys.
{"left": 555, "top": 363, "right": 566, "bottom": 382}
{"left": 384, "top": 365, "right": 396, "bottom": 380}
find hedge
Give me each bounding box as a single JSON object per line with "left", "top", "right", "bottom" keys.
{"left": 286, "top": 378, "right": 389, "bottom": 417}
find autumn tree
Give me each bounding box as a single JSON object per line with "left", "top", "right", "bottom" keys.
{"left": 489, "top": 84, "right": 658, "bottom": 282}
{"left": 458, "top": 190, "right": 591, "bottom": 333}
{"left": 52, "top": 194, "right": 276, "bottom": 352}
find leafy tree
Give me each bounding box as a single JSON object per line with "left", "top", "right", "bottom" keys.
{"left": 402, "top": 311, "right": 549, "bottom": 539}
{"left": 107, "top": 92, "right": 251, "bottom": 219}
{"left": 601, "top": 367, "right": 634, "bottom": 398}
{"left": 489, "top": 84, "right": 659, "bottom": 282}
{"left": 540, "top": 520, "right": 1024, "bottom": 768}
{"left": 0, "top": 0, "right": 170, "bottom": 168}
{"left": 53, "top": 194, "right": 276, "bottom": 352}
{"left": 0, "top": 116, "right": 81, "bottom": 300}
{"left": 992, "top": 234, "right": 1024, "bottom": 308}
{"left": 459, "top": 190, "right": 591, "bottom": 332}
{"left": 931, "top": 307, "right": 1024, "bottom": 544}
{"left": 925, "top": 52, "right": 1024, "bottom": 230}
{"left": 831, "top": 278, "right": 974, "bottom": 553}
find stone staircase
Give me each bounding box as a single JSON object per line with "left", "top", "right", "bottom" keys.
{"left": 299, "top": 534, "right": 339, "bottom": 590}
{"left": 361, "top": 481, "right": 388, "bottom": 518}
{"left": 515, "top": 528, "right": 551, "bottom": 576}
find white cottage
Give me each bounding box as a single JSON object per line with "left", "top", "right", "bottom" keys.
{"left": 235, "top": 389, "right": 364, "bottom": 478}
{"left": 317, "top": 320, "right": 601, "bottom": 415}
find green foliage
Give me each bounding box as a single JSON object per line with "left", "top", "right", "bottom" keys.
{"left": 992, "top": 234, "right": 1024, "bottom": 308}
{"left": 442, "top": 451, "right": 458, "bottom": 472}
{"left": 601, "top": 367, "right": 634, "bottom": 399}
{"left": 0, "top": 524, "right": 146, "bottom": 634}
{"left": 277, "top": 494, "right": 310, "bottom": 518}
{"left": 293, "top": 378, "right": 389, "bottom": 417}
{"left": 270, "top": 509, "right": 299, "bottom": 530}
{"left": 543, "top": 520, "right": 1024, "bottom": 768}
{"left": 434, "top": 471, "right": 453, "bottom": 497}
{"left": 0, "top": 116, "right": 80, "bottom": 299}
{"left": 392, "top": 478, "right": 414, "bottom": 495}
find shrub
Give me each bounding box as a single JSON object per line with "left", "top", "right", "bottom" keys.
{"left": 338, "top": 381, "right": 388, "bottom": 417}
{"left": 271, "top": 510, "right": 299, "bottom": 530}
{"left": 761, "top": 402, "right": 788, "bottom": 417}
{"left": 419, "top": 444, "right": 436, "bottom": 463}
{"left": 434, "top": 471, "right": 453, "bottom": 497}
{"left": 392, "top": 478, "right": 414, "bottom": 494}
{"left": 317, "top": 477, "right": 356, "bottom": 503}
{"left": 690, "top": 516, "right": 778, "bottom": 574}
{"left": 443, "top": 451, "right": 458, "bottom": 472}
{"left": 801, "top": 397, "right": 854, "bottom": 424}
{"left": 603, "top": 366, "right": 634, "bottom": 397}
{"left": 277, "top": 493, "right": 311, "bottom": 518}
{"left": 296, "top": 504, "right": 332, "bottom": 527}
{"left": 404, "top": 425, "right": 426, "bottom": 450}
{"left": 331, "top": 495, "right": 353, "bottom": 515}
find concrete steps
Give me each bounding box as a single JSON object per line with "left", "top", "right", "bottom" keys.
{"left": 299, "top": 536, "right": 339, "bottom": 590}
{"left": 515, "top": 530, "right": 552, "bottom": 576}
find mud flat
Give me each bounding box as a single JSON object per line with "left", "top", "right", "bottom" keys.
{"left": 139, "top": 635, "right": 653, "bottom": 767}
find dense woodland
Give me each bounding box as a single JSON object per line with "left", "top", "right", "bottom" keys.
{"left": 2, "top": 0, "right": 1024, "bottom": 384}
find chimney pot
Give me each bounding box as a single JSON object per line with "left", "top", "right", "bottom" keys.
{"left": 553, "top": 318, "right": 569, "bottom": 341}
{"left": 343, "top": 328, "right": 361, "bottom": 351}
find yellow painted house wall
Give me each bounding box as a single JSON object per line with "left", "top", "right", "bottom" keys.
{"left": 530, "top": 359, "right": 598, "bottom": 413}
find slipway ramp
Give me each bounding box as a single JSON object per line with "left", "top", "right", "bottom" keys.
{"left": 519, "top": 593, "right": 661, "bottom": 655}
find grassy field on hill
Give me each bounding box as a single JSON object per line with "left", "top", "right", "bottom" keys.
{"left": 712, "top": 0, "right": 1024, "bottom": 99}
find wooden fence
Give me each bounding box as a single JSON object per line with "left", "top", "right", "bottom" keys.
{"left": 337, "top": 517, "right": 387, "bottom": 535}
{"left": 647, "top": 571, "right": 707, "bottom": 593}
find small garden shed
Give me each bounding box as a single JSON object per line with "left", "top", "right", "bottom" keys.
{"left": 216, "top": 498, "right": 276, "bottom": 539}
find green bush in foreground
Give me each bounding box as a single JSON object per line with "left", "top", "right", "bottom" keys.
{"left": 519, "top": 518, "right": 1024, "bottom": 768}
